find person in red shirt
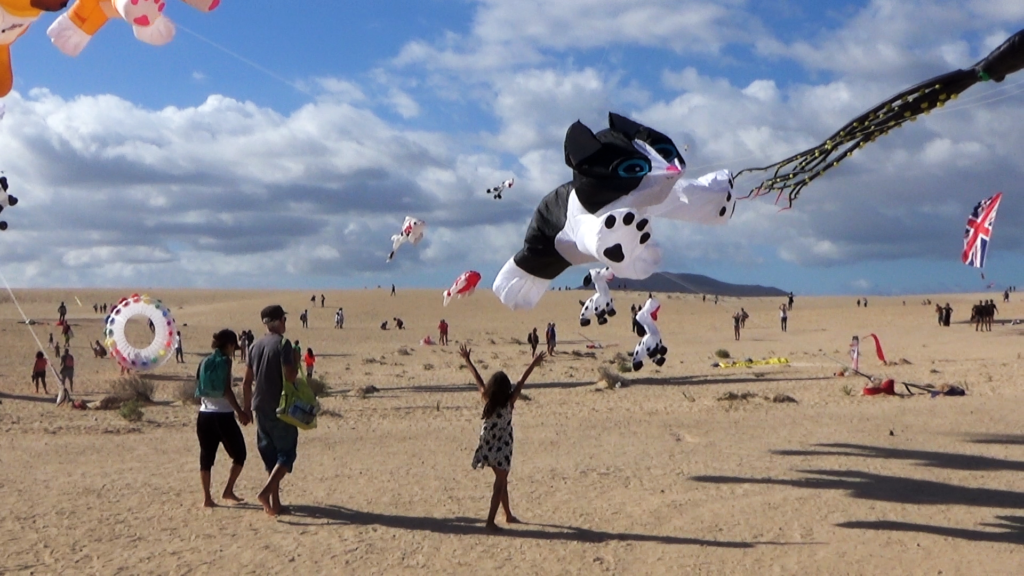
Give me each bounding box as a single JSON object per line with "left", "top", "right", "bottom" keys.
{"left": 438, "top": 319, "right": 449, "bottom": 346}
{"left": 31, "top": 351, "right": 48, "bottom": 394}
{"left": 303, "top": 348, "right": 316, "bottom": 380}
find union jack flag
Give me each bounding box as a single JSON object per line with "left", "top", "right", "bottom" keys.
{"left": 962, "top": 192, "right": 1003, "bottom": 269}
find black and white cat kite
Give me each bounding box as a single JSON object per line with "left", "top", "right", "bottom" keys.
{"left": 0, "top": 174, "right": 18, "bottom": 231}
{"left": 493, "top": 112, "right": 735, "bottom": 310}
{"left": 486, "top": 178, "right": 514, "bottom": 200}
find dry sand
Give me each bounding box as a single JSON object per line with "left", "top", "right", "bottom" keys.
{"left": 1, "top": 288, "right": 1023, "bottom": 574}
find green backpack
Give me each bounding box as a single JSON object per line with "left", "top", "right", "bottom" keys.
{"left": 195, "top": 350, "right": 231, "bottom": 398}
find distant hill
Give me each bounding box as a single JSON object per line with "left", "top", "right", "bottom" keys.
{"left": 577, "top": 272, "right": 788, "bottom": 298}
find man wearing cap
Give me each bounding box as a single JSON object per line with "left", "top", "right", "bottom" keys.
{"left": 242, "top": 304, "right": 299, "bottom": 516}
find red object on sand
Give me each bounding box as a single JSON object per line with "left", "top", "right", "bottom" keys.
{"left": 866, "top": 333, "right": 887, "bottom": 364}
{"left": 863, "top": 379, "right": 896, "bottom": 396}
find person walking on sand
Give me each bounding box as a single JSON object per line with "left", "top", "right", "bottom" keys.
{"left": 59, "top": 349, "right": 75, "bottom": 393}
{"left": 304, "top": 348, "right": 316, "bottom": 381}
{"left": 57, "top": 301, "right": 67, "bottom": 323}
{"left": 779, "top": 303, "right": 788, "bottom": 332}
{"left": 32, "top": 351, "right": 48, "bottom": 395}
{"left": 942, "top": 303, "right": 953, "bottom": 327}
{"left": 733, "top": 312, "right": 742, "bottom": 340}
{"left": 61, "top": 321, "right": 73, "bottom": 347}
{"left": 459, "top": 344, "right": 545, "bottom": 531}
{"left": 739, "top": 308, "right": 749, "bottom": 328}
{"left": 175, "top": 331, "right": 185, "bottom": 363}
{"left": 438, "top": 319, "right": 449, "bottom": 346}
{"left": 196, "top": 329, "right": 248, "bottom": 508}
{"left": 320, "top": 294, "right": 325, "bottom": 308}
{"left": 300, "top": 310, "right": 308, "bottom": 329}
{"left": 391, "top": 284, "right": 396, "bottom": 297}
{"left": 527, "top": 327, "right": 539, "bottom": 357}
{"left": 241, "top": 305, "right": 299, "bottom": 517}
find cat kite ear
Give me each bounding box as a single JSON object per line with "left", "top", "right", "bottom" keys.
{"left": 608, "top": 112, "right": 646, "bottom": 140}
{"left": 564, "top": 121, "right": 603, "bottom": 169}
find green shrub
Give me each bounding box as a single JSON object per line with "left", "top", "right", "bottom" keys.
{"left": 119, "top": 399, "right": 144, "bottom": 422}
{"left": 307, "top": 376, "right": 330, "bottom": 398}
{"left": 714, "top": 349, "right": 731, "bottom": 359}
{"left": 111, "top": 375, "right": 156, "bottom": 403}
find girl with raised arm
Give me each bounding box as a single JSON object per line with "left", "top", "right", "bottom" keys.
{"left": 459, "top": 343, "right": 545, "bottom": 531}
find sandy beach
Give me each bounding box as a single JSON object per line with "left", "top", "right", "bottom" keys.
{"left": 1, "top": 287, "right": 1023, "bottom": 574}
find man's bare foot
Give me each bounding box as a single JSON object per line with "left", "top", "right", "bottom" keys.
{"left": 202, "top": 499, "right": 217, "bottom": 509}
{"left": 222, "top": 492, "right": 244, "bottom": 504}
{"left": 485, "top": 522, "right": 503, "bottom": 532}
{"left": 257, "top": 492, "right": 277, "bottom": 516}
{"left": 505, "top": 515, "right": 521, "bottom": 524}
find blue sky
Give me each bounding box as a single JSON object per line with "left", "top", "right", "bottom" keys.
{"left": 1, "top": 0, "right": 1023, "bottom": 296}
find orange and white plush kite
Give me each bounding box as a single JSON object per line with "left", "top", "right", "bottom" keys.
{"left": 47, "top": 0, "right": 219, "bottom": 57}
{"left": 0, "top": 0, "right": 68, "bottom": 96}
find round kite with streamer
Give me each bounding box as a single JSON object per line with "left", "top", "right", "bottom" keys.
{"left": 443, "top": 271, "right": 481, "bottom": 306}
{"left": 736, "top": 29, "right": 1024, "bottom": 208}
{"left": 48, "top": 0, "right": 220, "bottom": 57}
{"left": 104, "top": 293, "right": 177, "bottom": 371}
{"left": 387, "top": 216, "right": 426, "bottom": 262}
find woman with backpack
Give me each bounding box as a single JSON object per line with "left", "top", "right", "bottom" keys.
{"left": 195, "top": 329, "right": 250, "bottom": 508}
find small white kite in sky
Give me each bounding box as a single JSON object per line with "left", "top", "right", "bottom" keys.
{"left": 387, "top": 216, "right": 426, "bottom": 262}
{"left": 486, "top": 178, "right": 514, "bottom": 200}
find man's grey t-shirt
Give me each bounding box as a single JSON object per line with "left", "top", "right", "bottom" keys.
{"left": 248, "top": 333, "right": 295, "bottom": 416}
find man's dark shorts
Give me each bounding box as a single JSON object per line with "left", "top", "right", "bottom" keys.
{"left": 255, "top": 413, "right": 298, "bottom": 473}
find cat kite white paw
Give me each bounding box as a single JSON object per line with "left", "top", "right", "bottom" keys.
{"left": 387, "top": 216, "right": 426, "bottom": 262}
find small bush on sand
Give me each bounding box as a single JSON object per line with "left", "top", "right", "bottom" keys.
{"left": 596, "top": 366, "right": 627, "bottom": 389}
{"left": 397, "top": 346, "right": 413, "bottom": 356}
{"left": 111, "top": 375, "right": 156, "bottom": 403}
{"left": 616, "top": 360, "right": 633, "bottom": 373}
{"left": 175, "top": 379, "right": 200, "bottom": 405}
{"left": 714, "top": 349, "right": 731, "bottom": 359}
{"left": 119, "top": 399, "right": 144, "bottom": 422}
{"left": 307, "top": 376, "right": 330, "bottom": 398}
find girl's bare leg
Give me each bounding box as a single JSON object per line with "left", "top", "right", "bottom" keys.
{"left": 222, "top": 464, "right": 244, "bottom": 503}
{"left": 487, "top": 468, "right": 508, "bottom": 531}
{"left": 200, "top": 471, "right": 216, "bottom": 508}
{"left": 501, "top": 482, "right": 519, "bottom": 523}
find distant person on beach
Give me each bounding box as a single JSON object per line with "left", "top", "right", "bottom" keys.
{"left": 438, "top": 319, "right": 449, "bottom": 346}
{"left": 972, "top": 300, "right": 984, "bottom": 331}
{"left": 196, "top": 329, "right": 247, "bottom": 509}
{"left": 459, "top": 343, "right": 545, "bottom": 531}
{"left": 863, "top": 297, "right": 868, "bottom": 308}
{"left": 61, "top": 321, "right": 73, "bottom": 346}
{"left": 545, "top": 323, "right": 557, "bottom": 354}
{"left": 92, "top": 340, "right": 107, "bottom": 358}
{"left": 739, "top": 308, "right": 749, "bottom": 328}
{"left": 1004, "top": 289, "right": 1010, "bottom": 303}
{"left": 380, "top": 320, "right": 389, "bottom": 330}
{"left": 788, "top": 292, "right": 794, "bottom": 310}
{"left": 779, "top": 304, "right": 788, "bottom": 332}
{"left": 942, "top": 303, "right": 953, "bottom": 327}
{"left": 732, "top": 312, "right": 742, "bottom": 340}
{"left": 32, "top": 351, "right": 48, "bottom": 394}
{"left": 320, "top": 294, "right": 325, "bottom": 308}
{"left": 175, "top": 331, "right": 185, "bottom": 363}
{"left": 527, "top": 327, "right": 539, "bottom": 357}
{"left": 335, "top": 308, "right": 344, "bottom": 329}
{"left": 304, "top": 348, "right": 316, "bottom": 380}
{"left": 48, "top": 332, "right": 54, "bottom": 349}
{"left": 391, "top": 284, "right": 396, "bottom": 297}
{"left": 936, "top": 303, "right": 943, "bottom": 326}
{"left": 59, "top": 349, "right": 75, "bottom": 393}
{"left": 242, "top": 305, "right": 299, "bottom": 517}
{"left": 300, "top": 310, "right": 308, "bottom": 329}
{"left": 849, "top": 335, "right": 860, "bottom": 372}
{"left": 857, "top": 299, "right": 861, "bottom": 308}
{"left": 57, "top": 301, "right": 67, "bottom": 323}
{"left": 714, "top": 295, "right": 719, "bottom": 305}
{"left": 394, "top": 317, "right": 405, "bottom": 330}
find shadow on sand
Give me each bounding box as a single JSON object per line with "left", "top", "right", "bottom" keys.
{"left": 771, "top": 443, "right": 1024, "bottom": 473}
{"left": 387, "top": 374, "right": 832, "bottom": 394}
{"left": 278, "top": 504, "right": 795, "bottom": 548}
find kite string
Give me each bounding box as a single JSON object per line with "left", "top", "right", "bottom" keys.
{"left": 175, "top": 24, "right": 313, "bottom": 97}
{"left": 0, "top": 267, "right": 65, "bottom": 391}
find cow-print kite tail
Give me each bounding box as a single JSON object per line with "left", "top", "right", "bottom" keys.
{"left": 736, "top": 28, "right": 1024, "bottom": 209}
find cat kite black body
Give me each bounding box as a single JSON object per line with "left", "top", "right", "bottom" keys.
{"left": 493, "top": 113, "right": 736, "bottom": 310}
{"left": 738, "top": 28, "right": 1024, "bottom": 207}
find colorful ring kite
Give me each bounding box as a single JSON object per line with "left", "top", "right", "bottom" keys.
{"left": 104, "top": 293, "right": 177, "bottom": 371}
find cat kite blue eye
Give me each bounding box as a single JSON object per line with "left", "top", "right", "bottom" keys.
{"left": 653, "top": 144, "right": 678, "bottom": 162}
{"left": 615, "top": 158, "right": 651, "bottom": 177}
